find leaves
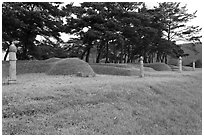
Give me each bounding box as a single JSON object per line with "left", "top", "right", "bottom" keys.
{"left": 2, "top": 2, "right": 70, "bottom": 60}
{"left": 3, "top": 2, "right": 201, "bottom": 62}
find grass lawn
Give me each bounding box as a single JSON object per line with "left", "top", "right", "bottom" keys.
{"left": 2, "top": 69, "right": 202, "bottom": 135}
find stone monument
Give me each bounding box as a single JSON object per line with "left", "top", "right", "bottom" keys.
{"left": 178, "top": 56, "right": 182, "bottom": 72}
{"left": 192, "top": 61, "right": 196, "bottom": 71}
{"left": 8, "top": 41, "right": 18, "bottom": 84}
{"left": 140, "top": 56, "right": 144, "bottom": 77}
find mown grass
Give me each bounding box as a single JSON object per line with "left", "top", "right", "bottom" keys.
{"left": 2, "top": 71, "right": 202, "bottom": 135}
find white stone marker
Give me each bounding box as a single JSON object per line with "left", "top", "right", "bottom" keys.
{"left": 178, "top": 56, "right": 182, "bottom": 72}
{"left": 140, "top": 56, "right": 144, "bottom": 77}
{"left": 192, "top": 61, "right": 196, "bottom": 71}
{"left": 8, "top": 42, "right": 17, "bottom": 84}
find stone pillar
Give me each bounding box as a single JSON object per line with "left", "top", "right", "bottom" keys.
{"left": 8, "top": 42, "right": 17, "bottom": 84}
{"left": 140, "top": 56, "right": 144, "bottom": 77}
{"left": 192, "top": 61, "right": 196, "bottom": 71}
{"left": 178, "top": 56, "right": 182, "bottom": 72}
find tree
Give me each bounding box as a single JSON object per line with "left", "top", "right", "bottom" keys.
{"left": 154, "top": 2, "right": 202, "bottom": 63}
{"left": 2, "top": 2, "right": 71, "bottom": 60}
{"left": 64, "top": 2, "right": 146, "bottom": 63}
{"left": 64, "top": 2, "right": 201, "bottom": 64}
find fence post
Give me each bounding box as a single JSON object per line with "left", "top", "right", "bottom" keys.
{"left": 140, "top": 56, "right": 144, "bottom": 77}
{"left": 8, "top": 42, "right": 17, "bottom": 84}
{"left": 178, "top": 56, "right": 182, "bottom": 72}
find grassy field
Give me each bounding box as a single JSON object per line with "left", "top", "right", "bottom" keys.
{"left": 2, "top": 68, "right": 202, "bottom": 135}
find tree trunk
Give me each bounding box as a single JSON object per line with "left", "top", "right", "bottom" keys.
{"left": 105, "top": 41, "right": 109, "bottom": 63}
{"left": 165, "top": 54, "right": 168, "bottom": 64}
{"left": 120, "top": 46, "right": 123, "bottom": 63}
{"left": 81, "top": 48, "right": 87, "bottom": 60}
{"left": 127, "top": 45, "right": 131, "bottom": 63}
{"left": 85, "top": 47, "right": 90, "bottom": 63}
{"left": 156, "top": 53, "right": 160, "bottom": 62}
{"left": 96, "top": 42, "right": 103, "bottom": 63}
{"left": 4, "top": 47, "right": 9, "bottom": 61}
{"left": 114, "top": 48, "right": 117, "bottom": 63}
{"left": 22, "top": 44, "right": 28, "bottom": 60}
{"left": 96, "top": 51, "right": 101, "bottom": 63}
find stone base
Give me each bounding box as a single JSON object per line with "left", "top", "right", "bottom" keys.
{"left": 8, "top": 80, "right": 17, "bottom": 84}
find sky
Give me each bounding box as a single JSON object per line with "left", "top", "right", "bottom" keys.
{"left": 2, "top": 0, "right": 203, "bottom": 60}
{"left": 59, "top": 0, "right": 203, "bottom": 43}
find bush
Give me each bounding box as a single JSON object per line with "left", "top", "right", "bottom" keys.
{"left": 46, "top": 58, "right": 96, "bottom": 77}
{"left": 144, "top": 63, "right": 172, "bottom": 71}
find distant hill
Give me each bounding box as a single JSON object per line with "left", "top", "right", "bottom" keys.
{"left": 167, "top": 42, "right": 202, "bottom": 66}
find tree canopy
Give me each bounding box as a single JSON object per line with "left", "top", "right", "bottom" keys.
{"left": 2, "top": 2, "right": 201, "bottom": 63}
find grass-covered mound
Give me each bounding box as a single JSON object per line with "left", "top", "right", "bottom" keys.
{"left": 46, "top": 58, "right": 96, "bottom": 77}
{"left": 2, "top": 61, "right": 9, "bottom": 78}
{"left": 186, "top": 59, "right": 202, "bottom": 68}
{"left": 90, "top": 64, "right": 140, "bottom": 76}
{"left": 169, "top": 65, "right": 195, "bottom": 71}
{"left": 90, "top": 63, "right": 155, "bottom": 76}
{"left": 17, "top": 60, "right": 51, "bottom": 74}
{"left": 2, "top": 60, "right": 51, "bottom": 77}
{"left": 144, "top": 63, "right": 172, "bottom": 71}
{"left": 43, "top": 57, "right": 61, "bottom": 63}
{"left": 90, "top": 63, "right": 135, "bottom": 68}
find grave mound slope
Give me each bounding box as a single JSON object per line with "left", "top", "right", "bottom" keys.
{"left": 46, "top": 58, "right": 96, "bottom": 77}
{"left": 44, "top": 57, "right": 61, "bottom": 63}
{"left": 144, "top": 63, "right": 172, "bottom": 71}
{"left": 90, "top": 64, "right": 155, "bottom": 76}
{"left": 90, "top": 64, "right": 140, "bottom": 76}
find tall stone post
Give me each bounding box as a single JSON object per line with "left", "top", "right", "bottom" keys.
{"left": 140, "top": 56, "right": 144, "bottom": 77}
{"left": 192, "top": 61, "right": 196, "bottom": 71}
{"left": 8, "top": 42, "right": 17, "bottom": 84}
{"left": 178, "top": 56, "right": 182, "bottom": 72}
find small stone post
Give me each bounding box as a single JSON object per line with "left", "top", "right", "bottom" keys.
{"left": 140, "top": 56, "right": 144, "bottom": 77}
{"left": 8, "top": 42, "right": 17, "bottom": 84}
{"left": 178, "top": 56, "right": 182, "bottom": 72}
{"left": 192, "top": 61, "right": 196, "bottom": 71}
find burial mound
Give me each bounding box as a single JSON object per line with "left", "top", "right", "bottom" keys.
{"left": 44, "top": 57, "right": 61, "bottom": 63}
{"left": 144, "top": 63, "right": 172, "bottom": 71}
{"left": 46, "top": 58, "right": 96, "bottom": 77}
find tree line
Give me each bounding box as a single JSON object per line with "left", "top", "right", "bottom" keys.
{"left": 2, "top": 2, "right": 201, "bottom": 63}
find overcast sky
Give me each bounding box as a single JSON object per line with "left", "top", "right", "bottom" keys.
{"left": 60, "top": 0, "right": 203, "bottom": 43}
{"left": 72, "top": 0, "right": 202, "bottom": 27}
{"left": 2, "top": 0, "right": 203, "bottom": 60}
